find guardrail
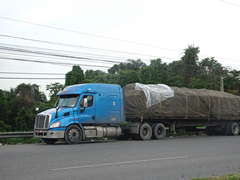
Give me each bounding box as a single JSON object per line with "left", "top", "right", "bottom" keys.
{"left": 0, "top": 132, "right": 34, "bottom": 139}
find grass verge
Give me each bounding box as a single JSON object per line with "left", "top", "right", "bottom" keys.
{"left": 192, "top": 173, "right": 240, "bottom": 180}
{"left": 0, "top": 137, "right": 43, "bottom": 145}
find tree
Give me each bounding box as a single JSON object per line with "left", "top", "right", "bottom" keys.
{"left": 221, "top": 70, "right": 240, "bottom": 93}
{"left": 166, "top": 60, "right": 185, "bottom": 87}
{"left": 105, "top": 73, "right": 119, "bottom": 85}
{"left": 46, "top": 82, "right": 64, "bottom": 107}
{"left": 181, "top": 45, "right": 200, "bottom": 86}
{"left": 118, "top": 70, "right": 139, "bottom": 87}
{"left": 85, "top": 69, "right": 106, "bottom": 83}
{"left": 140, "top": 58, "right": 168, "bottom": 84}
{"left": 2, "top": 83, "right": 48, "bottom": 131}
{"left": 107, "top": 59, "right": 145, "bottom": 86}
{"left": 139, "top": 66, "right": 154, "bottom": 84}
{"left": 181, "top": 45, "right": 200, "bottom": 65}
{"left": 14, "top": 83, "right": 44, "bottom": 109}
{"left": 0, "top": 121, "right": 11, "bottom": 132}
{"left": 125, "top": 59, "right": 146, "bottom": 71}
{"left": 199, "top": 57, "right": 222, "bottom": 90}
{"left": 108, "top": 64, "right": 120, "bottom": 74}
{"left": 0, "top": 90, "right": 7, "bottom": 124}
{"left": 108, "top": 59, "right": 146, "bottom": 75}
{"left": 15, "top": 107, "right": 28, "bottom": 131}
{"left": 65, "top": 65, "right": 84, "bottom": 86}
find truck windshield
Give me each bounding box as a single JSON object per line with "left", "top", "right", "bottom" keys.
{"left": 55, "top": 95, "right": 80, "bottom": 108}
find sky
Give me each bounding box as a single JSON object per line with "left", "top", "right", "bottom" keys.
{"left": 0, "top": 0, "right": 240, "bottom": 98}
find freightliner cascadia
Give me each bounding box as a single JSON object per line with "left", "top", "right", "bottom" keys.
{"left": 34, "top": 83, "right": 240, "bottom": 144}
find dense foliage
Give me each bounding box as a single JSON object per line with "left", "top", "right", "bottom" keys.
{"left": 1, "top": 45, "right": 240, "bottom": 132}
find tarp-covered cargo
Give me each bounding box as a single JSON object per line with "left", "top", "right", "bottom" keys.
{"left": 123, "top": 83, "right": 240, "bottom": 120}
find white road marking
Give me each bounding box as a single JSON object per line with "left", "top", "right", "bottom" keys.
{"left": 50, "top": 155, "right": 188, "bottom": 171}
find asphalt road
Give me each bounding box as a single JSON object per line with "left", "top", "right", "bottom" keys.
{"left": 1, "top": 135, "right": 240, "bottom": 180}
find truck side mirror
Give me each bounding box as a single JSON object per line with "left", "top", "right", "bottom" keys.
{"left": 81, "top": 98, "right": 88, "bottom": 113}
{"left": 83, "top": 98, "right": 88, "bottom": 108}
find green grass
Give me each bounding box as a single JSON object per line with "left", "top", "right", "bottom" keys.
{"left": 0, "top": 137, "right": 43, "bottom": 145}
{"left": 0, "top": 131, "right": 206, "bottom": 145}
{"left": 192, "top": 173, "right": 240, "bottom": 180}
{"left": 166, "top": 131, "right": 205, "bottom": 137}
{"left": 0, "top": 137, "right": 115, "bottom": 145}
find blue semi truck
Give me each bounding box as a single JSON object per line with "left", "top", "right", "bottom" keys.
{"left": 34, "top": 83, "right": 240, "bottom": 144}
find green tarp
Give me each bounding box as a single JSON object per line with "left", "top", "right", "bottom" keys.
{"left": 123, "top": 83, "right": 240, "bottom": 120}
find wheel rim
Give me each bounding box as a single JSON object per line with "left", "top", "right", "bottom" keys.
{"left": 152, "top": 123, "right": 166, "bottom": 139}
{"left": 157, "top": 127, "right": 162, "bottom": 135}
{"left": 155, "top": 126, "right": 165, "bottom": 138}
{"left": 140, "top": 124, "right": 152, "bottom": 140}
{"left": 233, "top": 125, "right": 239, "bottom": 134}
{"left": 143, "top": 128, "right": 148, "bottom": 136}
{"left": 68, "top": 128, "right": 79, "bottom": 142}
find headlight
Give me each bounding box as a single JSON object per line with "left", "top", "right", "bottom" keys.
{"left": 50, "top": 122, "right": 61, "bottom": 128}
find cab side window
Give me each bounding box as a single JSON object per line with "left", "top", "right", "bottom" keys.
{"left": 80, "top": 95, "right": 93, "bottom": 108}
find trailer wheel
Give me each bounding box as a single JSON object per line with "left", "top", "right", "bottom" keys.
{"left": 42, "top": 138, "right": 58, "bottom": 144}
{"left": 64, "top": 125, "right": 82, "bottom": 144}
{"left": 152, "top": 123, "right": 166, "bottom": 140}
{"left": 139, "top": 124, "right": 152, "bottom": 140}
{"left": 116, "top": 130, "right": 130, "bottom": 140}
{"left": 224, "top": 123, "right": 231, "bottom": 135}
{"left": 206, "top": 126, "right": 215, "bottom": 135}
{"left": 229, "top": 122, "right": 239, "bottom": 136}
{"left": 132, "top": 134, "right": 141, "bottom": 140}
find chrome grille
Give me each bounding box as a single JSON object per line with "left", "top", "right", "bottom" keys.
{"left": 35, "top": 115, "right": 50, "bottom": 129}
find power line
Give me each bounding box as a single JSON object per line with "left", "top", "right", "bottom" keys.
{"left": 0, "top": 16, "right": 180, "bottom": 52}
{"left": 0, "top": 42, "right": 178, "bottom": 68}
{"left": 221, "top": 0, "right": 240, "bottom": 7}
{"left": 0, "top": 17, "right": 239, "bottom": 65}
{"left": 0, "top": 72, "right": 65, "bottom": 75}
{"left": 0, "top": 56, "right": 111, "bottom": 68}
{"left": 0, "top": 35, "right": 238, "bottom": 72}
{"left": 0, "top": 42, "right": 138, "bottom": 62}
{"left": 1, "top": 34, "right": 238, "bottom": 66}
{"left": 0, "top": 34, "right": 177, "bottom": 60}
{"left": 0, "top": 77, "right": 65, "bottom": 79}
{"left": 0, "top": 45, "right": 127, "bottom": 64}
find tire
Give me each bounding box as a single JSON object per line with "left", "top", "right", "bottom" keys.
{"left": 224, "top": 123, "right": 231, "bottom": 135}
{"left": 116, "top": 130, "right": 130, "bottom": 140}
{"left": 132, "top": 134, "right": 141, "bottom": 140}
{"left": 151, "top": 123, "right": 166, "bottom": 140}
{"left": 139, "top": 124, "right": 152, "bottom": 140}
{"left": 151, "top": 123, "right": 157, "bottom": 129}
{"left": 42, "top": 138, "right": 58, "bottom": 144}
{"left": 206, "top": 126, "right": 215, "bottom": 136}
{"left": 229, "top": 122, "right": 240, "bottom": 136}
{"left": 64, "top": 125, "right": 82, "bottom": 144}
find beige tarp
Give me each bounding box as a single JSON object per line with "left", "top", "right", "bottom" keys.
{"left": 123, "top": 83, "right": 240, "bottom": 120}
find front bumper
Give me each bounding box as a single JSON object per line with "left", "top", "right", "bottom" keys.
{"left": 34, "top": 130, "right": 65, "bottom": 139}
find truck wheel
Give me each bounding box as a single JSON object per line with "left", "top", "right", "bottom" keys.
{"left": 206, "top": 126, "right": 215, "bottom": 135}
{"left": 64, "top": 125, "right": 82, "bottom": 144}
{"left": 42, "top": 138, "right": 58, "bottom": 144}
{"left": 116, "top": 130, "right": 130, "bottom": 140}
{"left": 132, "top": 134, "right": 141, "bottom": 140}
{"left": 224, "top": 123, "right": 231, "bottom": 135}
{"left": 152, "top": 123, "right": 166, "bottom": 140}
{"left": 139, "top": 124, "right": 152, "bottom": 140}
{"left": 229, "top": 122, "right": 239, "bottom": 136}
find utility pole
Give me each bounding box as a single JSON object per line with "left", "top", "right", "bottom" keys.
{"left": 212, "top": 65, "right": 217, "bottom": 90}
{"left": 220, "top": 67, "right": 224, "bottom": 92}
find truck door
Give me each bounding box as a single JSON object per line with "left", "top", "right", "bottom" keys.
{"left": 77, "top": 94, "right": 96, "bottom": 124}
